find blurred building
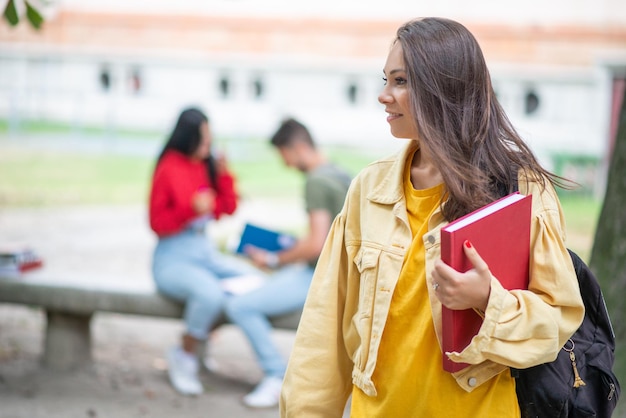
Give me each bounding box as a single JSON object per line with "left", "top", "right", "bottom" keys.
{"left": 1, "top": 0, "right": 626, "bottom": 191}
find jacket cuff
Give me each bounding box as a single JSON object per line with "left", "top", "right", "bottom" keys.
{"left": 446, "top": 276, "right": 511, "bottom": 364}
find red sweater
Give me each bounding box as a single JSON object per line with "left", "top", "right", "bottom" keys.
{"left": 149, "top": 150, "right": 238, "bottom": 237}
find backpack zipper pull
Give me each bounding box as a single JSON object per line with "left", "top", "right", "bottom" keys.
{"left": 563, "top": 339, "right": 586, "bottom": 388}
{"left": 608, "top": 383, "right": 615, "bottom": 400}
{"left": 569, "top": 350, "right": 586, "bottom": 388}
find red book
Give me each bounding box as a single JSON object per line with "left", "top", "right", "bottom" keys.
{"left": 440, "top": 192, "right": 532, "bottom": 372}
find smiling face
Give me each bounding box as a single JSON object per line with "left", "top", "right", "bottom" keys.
{"left": 378, "top": 42, "right": 420, "bottom": 140}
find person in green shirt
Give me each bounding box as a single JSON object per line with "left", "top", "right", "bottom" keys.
{"left": 224, "top": 118, "right": 352, "bottom": 408}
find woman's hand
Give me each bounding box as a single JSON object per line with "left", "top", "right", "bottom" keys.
{"left": 191, "top": 188, "right": 216, "bottom": 215}
{"left": 432, "top": 240, "right": 492, "bottom": 312}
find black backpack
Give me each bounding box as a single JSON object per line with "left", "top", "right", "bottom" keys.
{"left": 512, "top": 249, "right": 621, "bottom": 417}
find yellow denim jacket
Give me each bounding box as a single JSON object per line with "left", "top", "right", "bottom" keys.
{"left": 280, "top": 141, "right": 585, "bottom": 418}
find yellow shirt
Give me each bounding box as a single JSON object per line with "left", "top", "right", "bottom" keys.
{"left": 351, "top": 160, "right": 520, "bottom": 417}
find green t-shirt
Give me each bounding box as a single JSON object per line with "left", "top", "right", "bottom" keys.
{"left": 304, "top": 163, "right": 352, "bottom": 266}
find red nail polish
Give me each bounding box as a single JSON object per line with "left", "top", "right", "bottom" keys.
{"left": 464, "top": 240, "right": 472, "bottom": 249}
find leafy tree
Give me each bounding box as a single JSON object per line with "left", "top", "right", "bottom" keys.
{"left": 590, "top": 85, "right": 626, "bottom": 416}
{"left": 3, "top": 0, "right": 44, "bottom": 29}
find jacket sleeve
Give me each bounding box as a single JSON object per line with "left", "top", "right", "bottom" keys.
{"left": 149, "top": 160, "right": 197, "bottom": 236}
{"left": 280, "top": 213, "right": 354, "bottom": 418}
{"left": 447, "top": 179, "right": 586, "bottom": 368}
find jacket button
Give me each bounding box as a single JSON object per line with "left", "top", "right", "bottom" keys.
{"left": 468, "top": 377, "right": 477, "bottom": 387}
{"left": 426, "top": 235, "right": 435, "bottom": 244}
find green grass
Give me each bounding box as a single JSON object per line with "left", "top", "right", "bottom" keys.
{"left": 559, "top": 194, "right": 601, "bottom": 233}
{"left": 0, "top": 138, "right": 377, "bottom": 207}
{"left": 0, "top": 148, "right": 154, "bottom": 206}
{"left": 558, "top": 194, "right": 602, "bottom": 261}
{"left": 0, "top": 118, "right": 162, "bottom": 139}
{"left": 0, "top": 139, "right": 600, "bottom": 257}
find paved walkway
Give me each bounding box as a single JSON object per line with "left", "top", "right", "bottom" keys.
{"left": 0, "top": 203, "right": 350, "bottom": 417}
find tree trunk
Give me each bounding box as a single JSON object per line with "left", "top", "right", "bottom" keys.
{"left": 590, "top": 86, "right": 626, "bottom": 415}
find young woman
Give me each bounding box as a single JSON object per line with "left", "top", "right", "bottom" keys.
{"left": 280, "top": 18, "right": 585, "bottom": 417}
{"left": 149, "top": 107, "right": 261, "bottom": 396}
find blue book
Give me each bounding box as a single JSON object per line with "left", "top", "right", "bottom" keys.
{"left": 235, "top": 223, "right": 296, "bottom": 255}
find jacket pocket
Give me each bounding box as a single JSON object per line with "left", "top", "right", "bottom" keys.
{"left": 351, "top": 246, "right": 381, "bottom": 369}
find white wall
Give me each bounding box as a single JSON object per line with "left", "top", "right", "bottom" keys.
{"left": 0, "top": 52, "right": 612, "bottom": 159}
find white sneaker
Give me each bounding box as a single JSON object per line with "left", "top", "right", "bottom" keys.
{"left": 166, "top": 347, "right": 203, "bottom": 396}
{"left": 242, "top": 376, "right": 283, "bottom": 408}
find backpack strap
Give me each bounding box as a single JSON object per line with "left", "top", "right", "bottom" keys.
{"left": 568, "top": 249, "right": 616, "bottom": 345}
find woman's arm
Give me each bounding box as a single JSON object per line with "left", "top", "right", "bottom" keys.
{"left": 445, "top": 180, "right": 585, "bottom": 368}
{"left": 280, "top": 214, "right": 354, "bottom": 417}
{"left": 149, "top": 159, "right": 198, "bottom": 236}
{"left": 211, "top": 161, "right": 239, "bottom": 218}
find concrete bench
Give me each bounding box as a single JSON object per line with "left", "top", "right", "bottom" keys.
{"left": 0, "top": 274, "right": 301, "bottom": 371}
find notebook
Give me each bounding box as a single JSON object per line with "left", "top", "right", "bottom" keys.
{"left": 440, "top": 192, "right": 532, "bottom": 372}
{"left": 235, "top": 223, "right": 296, "bottom": 255}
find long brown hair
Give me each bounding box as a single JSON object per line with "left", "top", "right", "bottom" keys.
{"left": 395, "top": 17, "right": 566, "bottom": 221}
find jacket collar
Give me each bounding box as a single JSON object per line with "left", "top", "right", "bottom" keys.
{"left": 367, "top": 140, "right": 419, "bottom": 206}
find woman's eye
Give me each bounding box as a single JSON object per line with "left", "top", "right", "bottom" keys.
{"left": 382, "top": 76, "right": 406, "bottom": 86}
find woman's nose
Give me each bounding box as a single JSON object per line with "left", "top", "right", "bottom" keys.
{"left": 378, "top": 88, "right": 392, "bottom": 105}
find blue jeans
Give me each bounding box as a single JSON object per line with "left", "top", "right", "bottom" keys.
{"left": 152, "top": 224, "right": 261, "bottom": 340}
{"left": 224, "top": 263, "right": 314, "bottom": 378}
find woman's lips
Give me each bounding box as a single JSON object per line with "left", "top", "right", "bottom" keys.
{"left": 386, "top": 112, "right": 402, "bottom": 123}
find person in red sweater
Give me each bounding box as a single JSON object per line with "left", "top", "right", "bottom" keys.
{"left": 149, "top": 107, "right": 263, "bottom": 396}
